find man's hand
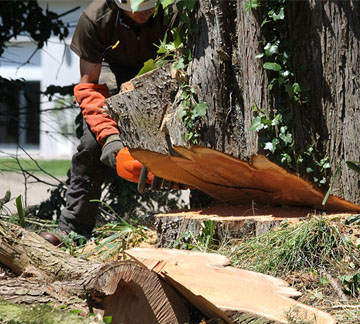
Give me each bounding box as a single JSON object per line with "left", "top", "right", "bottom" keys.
{"left": 100, "top": 134, "right": 124, "bottom": 169}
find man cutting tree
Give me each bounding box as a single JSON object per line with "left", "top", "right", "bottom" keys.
{"left": 55, "top": 0, "right": 167, "bottom": 241}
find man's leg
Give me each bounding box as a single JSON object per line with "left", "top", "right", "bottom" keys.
{"left": 58, "top": 120, "right": 113, "bottom": 237}
{"left": 59, "top": 63, "right": 137, "bottom": 237}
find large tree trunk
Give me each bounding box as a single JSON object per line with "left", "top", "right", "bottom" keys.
{"left": 106, "top": 1, "right": 360, "bottom": 207}
{"left": 188, "top": 0, "right": 360, "bottom": 202}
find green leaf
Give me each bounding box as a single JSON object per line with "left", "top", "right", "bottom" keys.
{"left": 245, "top": 0, "right": 259, "bottom": 12}
{"left": 171, "top": 27, "right": 183, "bottom": 48}
{"left": 193, "top": 102, "right": 208, "bottom": 117}
{"left": 15, "top": 195, "right": 26, "bottom": 228}
{"left": 173, "top": 57, "right": 185, "bottom": 70}
{"left": 346, "top": 161, "right": 360, "bottom": 175}
{"left": 178, "top": 108, "right": 187, "bottom": 120}
{"left": 264, "top": 42, "right": 279, "bottom": 56}
{"left": 69, "top": 309, "right": 82, "bottom": 315}
{"left": 136, "top": 59, "right": 156, "bottom": 76}
{"left": 292, "top": 82, "right": 301, "bottom": 94}
{"left": 255, "top": 53, "right": 264, "bottom": 59}
{"left": 279, "top": 132, "right": 292, "bottom": 144}
{"left": 263, "top": 62, "right": 282, "bottom": 71}
{"left": 264, "top": 139, "right": 279, "bottom": 153}
{"left": 103, "top": 316, "right": 113, "bottom": 324}
{"left": 271, "top": 114, "right": 281, "bottom": 126}
{"left": 269, "top": 7, "right": 285, "bottom": 21}
{"left": 322, "top": 162, "right": 342, "bottom": 206}
{"left": 345, "top": 214, "right": 360, "bottom": 225}
{"left": 249, "top": 116, "right": 264, "bottom": 131}
{"left": 280, "top": 153, "right": 292, "bottom": 164}
{"left": 160, "top": 0, "right": 173, "bottom": 9}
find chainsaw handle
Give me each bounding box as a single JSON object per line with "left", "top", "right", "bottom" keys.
{"left": 137, "top": 166, "right": 148, "bottom": 194}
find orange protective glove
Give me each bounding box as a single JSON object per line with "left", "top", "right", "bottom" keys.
{"left": 74, "top": 83, "right": 119, "bottom": 145}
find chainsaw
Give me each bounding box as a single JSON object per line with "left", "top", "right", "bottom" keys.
{"left": 116, "top": 148, "right": 188, "bottom": 194}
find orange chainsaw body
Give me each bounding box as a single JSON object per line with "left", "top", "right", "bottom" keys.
{"left": 116, "top": 148, "right": 154, "bottom": 184}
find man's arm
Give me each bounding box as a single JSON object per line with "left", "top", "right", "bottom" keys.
{"left": 74, "top": 59, "right": 123, "bottom": 168}
{"left": 79, "top": 59, "right": 102, "bottom": 84}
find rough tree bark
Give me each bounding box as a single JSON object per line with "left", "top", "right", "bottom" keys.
{"left": 188, "top": 0, "right": 360, "bottom": 202}
{"left": 106, "top": 1, "right": 360, "bottom": 207}
{"left": 0, "top": 220, "right": 189, "bottom": 324}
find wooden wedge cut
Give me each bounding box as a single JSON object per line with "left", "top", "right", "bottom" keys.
{"left": 130, "top": 146, "right": 360, "bottom": 212}
{"left": 126, "top": 247, "right": 336, "bottom": 324}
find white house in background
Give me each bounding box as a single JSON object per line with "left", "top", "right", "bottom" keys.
{"left": 0, "top": 0, "right": 91, "bottom": 159}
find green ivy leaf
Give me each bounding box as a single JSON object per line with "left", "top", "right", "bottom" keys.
{"left": 264, "top": 139, "right": 279, "bottom": 153}
{"left": 193, "top": 102, "right": 208, "bottom": 117}
{"left": 160, "top": 0, "right": 173, "bottom": 9}
{"left": 173, "top": 57, "right": 185, "bottom": 70}
{"left": 245, "top": 0, "right": 258, "bottom": 12}
{"left": 136, "top": 59, "right": 156, "bottom": 76}
{"left": 269, "top": 7, "right": 285, "bottom": 21}
{"left": 249, "top": 116, "right": 264, "bottom": 131}
{"left": 264, "top": 42, "right": 279, "bottom": 56}
{"left": 279, "top": 132, "right": 292, "bottom": 144}
{"left": 263, "top": 62, "right": 282, "bottom": 71}
{"left": 293, "top": 82, "right": 301, "bottom": 94}
{"left": 271, "top": 114, "right": 282, "bottom": 126}
{"left": 178, "top": 108, "right": 187, "bottom": 120}
{"left": 281, "top": 153, "right": 292, "bottom": 164}
{"left": 255, "top": 53, "right": 264, "bottom": 59}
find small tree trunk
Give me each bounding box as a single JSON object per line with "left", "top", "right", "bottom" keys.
{"left": 0, "top": 220, "right": 189, "bottom": 324}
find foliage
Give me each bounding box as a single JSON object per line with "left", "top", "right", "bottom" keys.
{"left": 247, "top": 0, "right": 332, "bottom": 188}
{"left": 82, "top": 201, "right": 150, "bottom": 261}
{"left": 178, "top": 85, "right": 208, "bottom": 144}
{"left": 0, "top": 0, "right": 72, "bottom": 57}
{"left": 340, "top": 273, "right": 360, "bottom": 297}
{"left": 15, "top": 195, "right": 26, "bottom": 228}
{"left": 0, "top": 300, "right": 109, "bottom": 324}
{"left": 172, "top": 220, "right": 215, "bottom": 252}
{"left": 230, "top": 216, "right": 360, "bottom": 276}
{"left": 137, "top": 0, "right": 209, "bottom": 144}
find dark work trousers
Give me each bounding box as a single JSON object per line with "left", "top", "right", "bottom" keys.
{"left": 58, "top": 62, "right": 139, "bottom": 237}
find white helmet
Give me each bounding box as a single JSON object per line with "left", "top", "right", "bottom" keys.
{"left": 114, "top": 0, "right": 157, "bottom": 12}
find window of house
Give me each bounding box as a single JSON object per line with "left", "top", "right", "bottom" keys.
{"left": 0, "top": 81, "right": 40, "bottom": 146}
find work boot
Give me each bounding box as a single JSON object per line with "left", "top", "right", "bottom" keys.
{"left": 40, "top": 229, "right": 89, "bottom": 247}
{"left": 40, "top": 229, "right": 67, "bottom": 247}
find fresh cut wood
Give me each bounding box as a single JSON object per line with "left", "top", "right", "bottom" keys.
{"left": 126, "top": 247, "right": 336, "bottom": 324}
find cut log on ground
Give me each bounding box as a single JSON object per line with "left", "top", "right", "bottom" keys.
{"left": 126, "top": 247, "right": 336, "bottom": 324}
{"left": 0, "top": 220, "right": 189, "bottom": 324}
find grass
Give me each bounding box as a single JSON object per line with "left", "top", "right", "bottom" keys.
{"left": 0, "top": 158, "right": 71, "bottom": 178}
{"left": 229, "top": 216, "right": 360, "bottom": 276}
